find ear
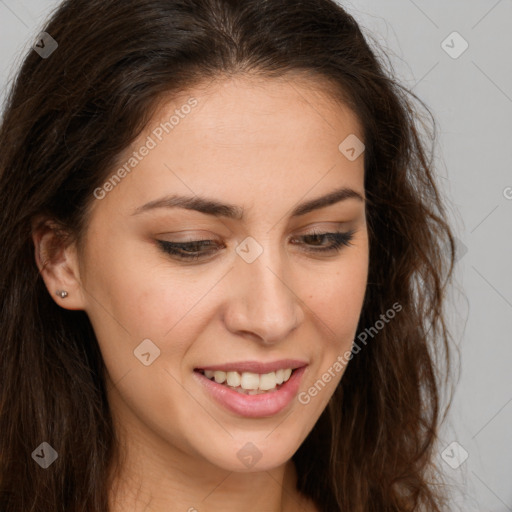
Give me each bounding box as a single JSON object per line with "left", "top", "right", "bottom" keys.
{"left": 31, "top": 217, "right": 87, "bottom": 310}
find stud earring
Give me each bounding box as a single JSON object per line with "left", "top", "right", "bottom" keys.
{"left": 55, "top": 290, "right": 68, "bottom": 299}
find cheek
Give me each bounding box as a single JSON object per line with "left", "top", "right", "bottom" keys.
{"left": 85, "top": 263, "right": 211, "bottom": 368}
{"left": 79, "top": 236, "right": 205, "bottom": 381}
{"left": 296, "top": 260, "right": 367, "bottom": 416}
{"left": 82, "top": 229, "right": 202, "bottom": 333}
{"left": 81, "top": 248, "right": 212, "bottom": 441}
{"left": 307, "top": 253, "right": 368, "bottom": 342}
{"left": 298, "top": 250, "right": 368, "bottom": 401}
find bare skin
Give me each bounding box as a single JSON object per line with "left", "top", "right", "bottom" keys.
{"left": 33, "top": 73, "right": 368, "bottom": 512}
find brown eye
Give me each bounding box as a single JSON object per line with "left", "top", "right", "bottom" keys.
{"left": 157, "top": 229, "right": 355, "bottom": 262}
{"left": 290, "top": 229, "right": 356, "bottom": 253}
{"left": 157, "top": 239, "right": 220, "bottom": 260}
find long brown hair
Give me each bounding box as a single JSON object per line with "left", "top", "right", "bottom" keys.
{"left": 0, "top": 0, "right": 457, "bottom": 510}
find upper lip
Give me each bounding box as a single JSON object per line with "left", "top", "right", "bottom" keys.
{"left": 195, "top": 359, "right": 308, "bottom": 374}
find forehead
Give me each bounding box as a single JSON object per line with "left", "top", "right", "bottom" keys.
{"left": 138, "top": 73, "right": 363, "bottom": 178}
{"left": 89, "top": 73, "right": 365, "bottom": 223}
{"left": 151, "top": 72, "right": 362, "bottom": 145}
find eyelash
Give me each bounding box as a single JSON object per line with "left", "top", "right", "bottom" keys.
{"left": 156, "top": 229, "right": 356, "bottom": 261}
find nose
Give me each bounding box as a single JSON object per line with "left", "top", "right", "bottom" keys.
{"left": 223, "top": 242, "right": 304, "bottom": 345}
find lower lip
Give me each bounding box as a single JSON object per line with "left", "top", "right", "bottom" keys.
{"left": 193, "top": 366, "right": 307, "bottom": 418}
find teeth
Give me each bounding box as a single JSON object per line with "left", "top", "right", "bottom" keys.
{"left": 240, "top": 372, "right": 260, "bottom": 390}
{"left": 259, "top": 372, "right": 278, "bottom": 390}
{"left": 226, "top": 371, "right": 241, "bottom": 387}
{"left": 201, "top": 368, "right": 295, "bottom": 392}
{"left": 213, "top": 371, "right": 226, "bottom": 384}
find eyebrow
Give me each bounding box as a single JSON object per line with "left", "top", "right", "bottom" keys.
{"left": 131, "top": 186, "right": 364, "bottom": 220}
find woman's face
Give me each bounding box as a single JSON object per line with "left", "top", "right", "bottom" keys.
{"left": 74, "top": 75, "right": 368, "bottom": 473}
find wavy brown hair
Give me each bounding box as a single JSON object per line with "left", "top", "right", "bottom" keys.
{"left": 0, "top": 0, "right": 457, "bottom": 510}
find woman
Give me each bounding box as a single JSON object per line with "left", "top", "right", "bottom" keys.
{"left": 0, "top": 0, "right": 457, "bottom": 510}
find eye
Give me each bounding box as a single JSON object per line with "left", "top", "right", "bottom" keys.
{"left": 156, "top": 229, "right": 356, "bottom": 261}
{"left": 290, "top": 229, "right": 356, "bottom": 254}
{"left": 157, "top": 239, "right": 219, "bottom": 261}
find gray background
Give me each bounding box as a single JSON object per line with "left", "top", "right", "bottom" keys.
{"left": 1, "top": 0, "right": 511, "bottom": 510}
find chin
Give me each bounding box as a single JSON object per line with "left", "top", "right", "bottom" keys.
{"left": 199, "top": 437, "right": 300, "bottom": 473}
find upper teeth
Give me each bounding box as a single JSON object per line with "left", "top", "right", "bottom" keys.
{"left": 204, "top": 369, "right": 293, "bottom": 391}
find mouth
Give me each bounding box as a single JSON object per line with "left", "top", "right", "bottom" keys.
{"left": 194, "top": 367, "right": 297, "bottom": 395}
{"left": 192, "top": 360, "right": 308, "bottom": 418}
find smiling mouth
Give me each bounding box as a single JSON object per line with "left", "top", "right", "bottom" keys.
{"left": 194, "top": 368, "right": 296, "bottom": 395}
